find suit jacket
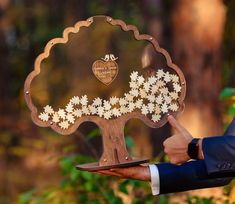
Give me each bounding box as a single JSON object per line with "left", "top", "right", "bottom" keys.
{"left": 157, "top": 117, "right": 235, "bottom": 194}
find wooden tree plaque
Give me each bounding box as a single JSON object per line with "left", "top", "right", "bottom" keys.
{"left": 24, "top": 15, "right": 186, "bottom": 171}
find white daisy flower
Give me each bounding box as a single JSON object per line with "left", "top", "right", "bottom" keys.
{"left": 141, "top": 105, "right": 149, "bottom": 115}
{"left": 155, "top": 105, "right": 161, "bottom": 114}
{"left": 135, "top": 99, "right": 143, "bottom": 109}
{"left": 170, "top": 103, "right": 179, "bottom": 112}
{"left": 147, "top": 94, "right": 155, "bottom": 103}
{"left": 156, "top": 80, "right": 166, "bottom": 88}
{"left": 130, "top": 89, "right": 139, "bottom": 97}
{"left": 80, "top": 95, "right": 88, "bottom": 106}
{"left": 152, "top": 114, "right": 161, "bottom": 122}
{"left": 70, "top": 96, "right": 80, "bottom": 105}
{"left": 120, "top": 106, "right": 129, "bottom": 114}
{"left": 66, "top": 103, "right": 74, "bottom": 113}
{"left": 93, "top": 97, "right": 102, "bottom": 106}
{"left": 52, "top": 112, "right": 60, "bottom": 123}
{"left": 59, "top": 120, "right": 69, "bottom": 129}
{"left": 73, "top": 109, "right": 82, "bottom": 117}
{"left": 156, "top": 95, "right": 163, "bottom": 104}
{"left": 164, "top": 95, "right": 172, "bottom": 104}
{"left": 88, "top": 105, "right": 97, "bottom": 115}
{"left": 143, "top": 82, "right": 150, "bottom": 92}
{"left": 148, "top": 76, "right": 157, "bottom": 85}
{"left": 119, "top": 98, "right": 128, "bottom": 106}
{"left": 164, "top": 72, "right": 171, "bottom": 83}
{"left": 58, "top": 109, "right": 66, "bottom": 119}
{"left": 129, "top": 81, "right": 139, "bottom": 89}
{"left": 104, "top": 100, "right": 111, "bottom": 110}
{"left": 82, "top": 106, "right": 90, "bottom": 115}
{"left": 39, "top": 112, "right": 49, "bottom": 122}
{"left": 151, "top": 85, "right": 159, "bottom": 94}
{"left": 170, "top": 92, "right": 179, "bottom": 100}
{"left": 156, "top": 69, "right": 165, "bottom": 79}
{"left": 104, "top": 111, "right": 112, "bottom": 119}
{"left": 148, "top": 103, "right": 155, "bottom": 113}
{"left": 128, "top": 102, "right": 135, "bottom": 112}
{"left": 67, "top": 113, "right": 75, "bottom": 124}
{"left": 130, "top": 71, "right": 138, "bottom": 81}
{"left": 137, "top": 76, "right": 145, "bottom": 85}
{"left": 161, "top": 103, "right": 169, "bottom": 113}
{"left": 125, "top": 93, "right": 134, "bottom": 102}
{"left": 160, "top": 87, "right": 169, "bottom": 95}
{"left": 97, "top": 106, "right": 104, "bottom": 117}
{"left": 171, "top": 74, "right": 179, "bottom": 83}
{"left": 112, "top": 108, "right": 121, "bottom": 117}
{"left": 173, "top": 83, "right": 181, "bottom": 93}
{"left": 110, "top": 96, "right": 119, "bottom": 105}
{"left": 44, "top": 105, "right": 54, "bottom": 115}
{"left": 139, "top": 88, "right": 147, "bottom": 98}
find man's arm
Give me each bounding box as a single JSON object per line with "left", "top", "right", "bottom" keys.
{"left": 202, "top": 135, "right": 235, "bottom": 176}
{"left": 95, "top": 116, "right": 235, "bottom": 194}
{"left": 157, "top": 160, "right": 232, "bottom": 194}
{"left": 95, "top": 160, "right": 233, "bottom": 195}
{"left": 164, "top": 116, "right": 235, "bottom": 177}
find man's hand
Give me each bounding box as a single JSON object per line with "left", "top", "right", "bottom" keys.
{"left": 163, "top": 115, "right": 193, "bottom": 164}
{"left": 93, "top": 165, "right": 151, "bottom": 181}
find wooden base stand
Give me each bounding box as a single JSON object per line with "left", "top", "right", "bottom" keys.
{"left": 76, "top": 117, "right": 149, "bottom": 172}
{"left": 76, "top": 159, "right": 149, "bottom": 171}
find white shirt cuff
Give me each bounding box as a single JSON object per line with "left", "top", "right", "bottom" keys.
{"left": 149, "top": 164, "right": 160, "bottom": 195}
{"left": 201, "top": 139, "right": 205, "bottom": 159}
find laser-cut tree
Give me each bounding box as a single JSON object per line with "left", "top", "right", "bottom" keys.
{"left": 24, "top": 16, "right": 186, "bottom": 171}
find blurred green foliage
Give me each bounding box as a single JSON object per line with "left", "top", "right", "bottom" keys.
{"left": 18, "top": 132, "right": 159, "bottom": 204}
{"left": 17, "top": 85, "right": 235, "bottom": 203}
{"left": 220, "top": 87, "right": 235, "bottom": 124}
{"left": 220, "top": 88, "right": 235, "bottom": 100}
{"left": 18, "top": 123, "right": 234, "bottom": 204}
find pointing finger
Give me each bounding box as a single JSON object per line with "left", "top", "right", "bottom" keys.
{"left": 167, "top": 115, "right": 186, "bottom": 133}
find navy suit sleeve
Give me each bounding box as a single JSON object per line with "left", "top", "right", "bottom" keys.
{"left": 157, "top": 117, "right": 235, "bottom": 194}
{"left": 202, "top": 117, "right": 235, "bottom": 176}
{"left": 157, "top": 160, "right": 232, "bottom": 194}
{"left": 224, "top": 117, "right": 235, "bottom": 136}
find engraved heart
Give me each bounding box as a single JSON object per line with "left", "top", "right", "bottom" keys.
{"left": 92, "top": 60, "right": 118, "bottom": 85}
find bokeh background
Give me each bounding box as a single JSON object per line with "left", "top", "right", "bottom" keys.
{"left": 0, "top": 0, "right": 235, "bottom": 203}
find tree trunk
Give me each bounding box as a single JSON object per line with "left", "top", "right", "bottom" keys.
{"left": 172, "top": 0, "right": 226, "bottom": 136}
{"left": 99, "top": 119, "right": 132, "bottom": 166}
{"left": 169, "top": 0, "right": 227, "bottom": 201}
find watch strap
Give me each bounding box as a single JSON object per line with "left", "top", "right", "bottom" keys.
{"left": 187, "top": 138, "right": 200, "bottom": 160}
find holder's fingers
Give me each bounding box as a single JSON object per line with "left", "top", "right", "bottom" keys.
{"left": 94, "top": 170, "right": 123, "bottom": 177}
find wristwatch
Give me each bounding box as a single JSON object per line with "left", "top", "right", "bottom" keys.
{"left": 187, "top": 138, "right": 200, "bottom": 159}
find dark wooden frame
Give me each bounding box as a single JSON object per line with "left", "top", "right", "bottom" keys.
{"left": 24, "top": 15, "right": 186, "bottom": 171}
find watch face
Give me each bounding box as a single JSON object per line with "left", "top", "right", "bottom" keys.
{"left": 188, "top": 139, "right": 199, "bottom": 159}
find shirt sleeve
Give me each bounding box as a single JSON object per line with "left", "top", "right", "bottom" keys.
{"left": 149, "top": 164, "right": 160, "bottom": 195}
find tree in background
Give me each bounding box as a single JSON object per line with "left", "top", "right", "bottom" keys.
{"left": 172, "top": 0, "right": 226, "bottom": 136}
